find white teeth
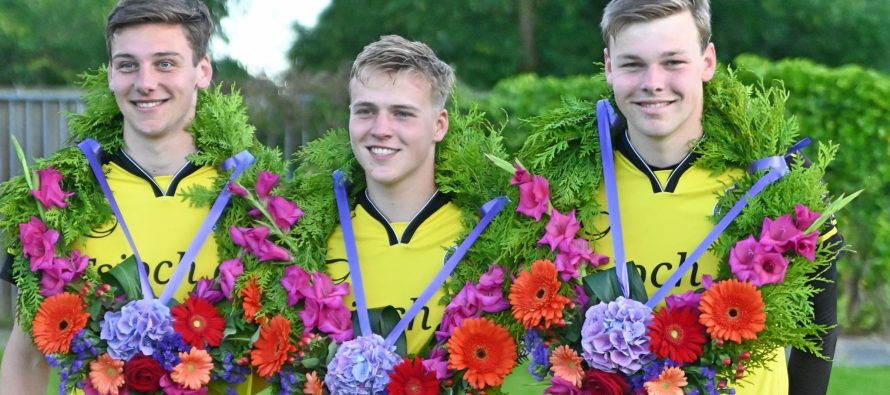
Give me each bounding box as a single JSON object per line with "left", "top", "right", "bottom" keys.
{"left": 641, "top": 101, "right": 670, "bottom": 108}
{"left": 135, "top": 101, "right": 163, "bottom": 108}
{"left": 370, "top": 147, "right": 397, "bottom": 155}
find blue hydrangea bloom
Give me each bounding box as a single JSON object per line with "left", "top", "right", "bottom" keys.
{"left": 580, "top": 296, "right": 654, "bottom": 375}
{"left": 100, "top": 299, "right": 174, "bottom": 360}
{"left": 325, "top": 334, "right": 402, "bottom": 394}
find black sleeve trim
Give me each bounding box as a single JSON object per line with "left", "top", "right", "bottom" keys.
{"left": 1, "top": 252, "right": 14, "bottom": 284}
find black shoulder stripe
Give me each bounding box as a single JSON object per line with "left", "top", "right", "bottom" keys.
{"left": 400, "top": 191, "right": 451, "bottom": 244}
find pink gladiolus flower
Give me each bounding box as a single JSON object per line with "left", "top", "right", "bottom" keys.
{"left": 218, "top": 258, "right": 243, "bottom": 300}
{"left": 759, "top": 215, "right": 802, "bottom": 254}
{"left": 555, "top": 237, "right": 609, "bottom": 281}
{"left": 422, "top": 347, "right": 452, "bottom": 380}
{"left": 19, "top": 216, "right": 60, "bottom": 271}
{"left": 255, "top": 171, "right": 280, "bottom": 202}
{"left": 227, "top": 182, "right": 249, "bottom": 197}
{"left": 665, "top": 290, "right": 702, "bottom": 314}
{"left": 752, "top": 252, "right": 789, "bottom": 286}
{"left": 281, "top": 265, "right": 311, "bottom": 306}
{"left": 538, "top": 209, "right": 580, "bottom": 252}
{"left": 229, "top": 226, "right": 291, "bottom": 262}
{"left": 476, "top": 265, "right": 510, "bottom": 313}
{"left": 40, "top": 250, "right": 89, "bottom": 296}
{"left": 300, "top": 298, "right": 322, "bottom": 334}
{"left": 794, "top": 204, "right": 821, "bottom": 232}
{"left": 32, "top": 167, "right": 74, "bottom": 209}
{"left": 193, "top": 278, "right": 224, "bottom": 304}
{"left": 795, "top": 231, "right": 820, "bottom": 261}
{"left": 511, "top": 164, "right": 532, "bottom": 185}
{"left": 729, "top": 235, "right": 765, "bottom": 280}
{"left": 317, "top": 306, "right": 354, "bottom": 343}
{"left": 516, "top": 175, "right": 550, "bottom": 221}
{"left": 300, "top": 272, "right": 350, "bottom": 308}
{"left": 266, "top": 196, "right": 304, "bottom": 231}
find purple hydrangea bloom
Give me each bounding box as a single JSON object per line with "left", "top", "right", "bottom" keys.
{"left": 100, "top": 299, "right": 174, "bottom": 360}
{"left": 580, "top": 296, "right": 654, "bottom": 375}
{"left": 326, "top": 334, "right": 402, "bottom": 394}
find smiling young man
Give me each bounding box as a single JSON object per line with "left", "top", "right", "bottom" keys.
{"left": 325, "top": 35, "right": 461, "bottom": 355}
{"left": 0, "top": 1, "right": 268, "bottom": 393}
{"left": 588, "top": 1, "right": 838, "bottom": 394}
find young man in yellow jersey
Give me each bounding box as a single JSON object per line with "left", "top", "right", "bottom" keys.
{"left": 0, "top": 0, "right": 266, "bottom": 392}
{"left": 325, "top": 35, "right": 463, "bottom": 354}
{"left": 596, "top": 1, "right": 837, "bottom": 394}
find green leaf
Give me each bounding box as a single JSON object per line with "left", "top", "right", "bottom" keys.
{"left": 805, "top": 189, "right": 862, "bottom": 234}
{"left": 485, "top": 153, "right": 515, "bottom": 175}
{"left": 582, "top": 262, "right": 648, "bottom": 305}
{"left": 326, "top": 341, "right": 339, "bottom": 365}
{"left": 100, "top": 255, "right": 144, "bottom": 300}
{"left": 10, "top": 135, "right": 35, "bottom": 191}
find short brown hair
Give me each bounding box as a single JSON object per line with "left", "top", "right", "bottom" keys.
{"left": 601, "top": 0, "right": 711, "bottom": 51}
{"left": 106, "top": 0, "right": 213, "bottom": 65}
{"left": 350, "top": 35, "right": 455, "bottom": 109}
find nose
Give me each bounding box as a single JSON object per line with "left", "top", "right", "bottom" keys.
{"left": 369, "top": 113, "right": 393, "bottom": 139}
{"left": 134, "top": 67, "right": 158, "bottom": 94}
{"left": 640, "top": 66, "right": 665, "bottom": 93}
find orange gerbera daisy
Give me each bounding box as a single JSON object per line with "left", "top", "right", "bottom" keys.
{"left": 699, "top": 279, "right": 767, "bottom": 344}
{"left": 89, "top": 353, "right": 125, "bottom": 395}
{"left": 509, "top": 260, "right": 571, "bottom": 329}
{"left": 304, "top": 371, "right": 324, "bottom": 395}
{"left": 549, "top": 345, "right": 584, "bottom": 387}
{"left": 242, "top": 277, "right": 263, "bottom": 323}
{"left": 644, "top": 366, "right": 687, "bottom": 395}
{"left": 33, "top": 292, "right": 89, "bottom": 354}
{"left": 171, "top": 347, "right": 213, "bottom": 390}
{"left": 251, "top": 315, "right": 297, "bottom": 378}
{"left": 447, "top": 317, "right": 517, "bottom": 389}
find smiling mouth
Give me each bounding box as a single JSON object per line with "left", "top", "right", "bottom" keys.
{"left": 635, "top": 100, "right": 676, "bottom": 109}
{"left": 133, "top": 100, "right": 166, "bottom": 109}
{"left": 369, "top": 147, "right": 398, "bottom": 155}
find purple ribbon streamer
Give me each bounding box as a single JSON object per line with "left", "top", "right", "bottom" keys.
{"left": 333, "top": 170, "right": 508, "bottom": 345}
{"left": 597, "top": 99, "right": 630, "bottom": 298}
{"left": 79, "top": 138, "right": 254, "bottom": 303}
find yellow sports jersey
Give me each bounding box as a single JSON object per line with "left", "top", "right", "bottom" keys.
{"left": 326, "top": 190, "right": 463, "bottom": 355}
{"left": 591, "top": 131, "right": 787, "bottom": 394}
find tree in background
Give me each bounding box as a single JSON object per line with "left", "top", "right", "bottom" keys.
{"left": 0, "top": 0, "right": 236, "bottom": 86}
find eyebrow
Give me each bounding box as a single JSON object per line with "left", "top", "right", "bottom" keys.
{"left": 615, "top": 50, "right": 687, "bottom": 61}
{"left": 350, "top": 102, "right": 421, "bottom": 112}
{"left": 111, "top": 52, "right": 186, "bottom": 61}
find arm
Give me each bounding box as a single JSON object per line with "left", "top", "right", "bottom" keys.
{"left": 787, "top": 230, "right": 841, "bottom": 395}
{"left": 0, "top": 319, "right": 50, "bottom": 395}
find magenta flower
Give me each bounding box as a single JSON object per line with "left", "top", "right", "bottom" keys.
{"left": 435, "top": 282, "right": 480, "bottom": 341}
{"left": 795, "top": 231, "right": 820, "bottom": 261}
{"left": 555, "top": 237, "right": 610, "bottom": 281}
{"left": 229, "top": 226, "right": 292, "bottom": 262}
{"left": 422, "top": 347, "right": 452, "bottom": 380}
{"left": 317, "top": 305, "right": 354, "bottom": 343}
{"left": 19, "top": 216, "right": 60, "bottom": 271}
{"left": 476, "top": 265, "right": 510, "bottom": 313}
{"left": 193, "top": 278, "right": 224, "bottom": 304}
{"left": 729, "top": 235, "right": 765, "bottom": 280}
{"left": 31, "top": 167, "right": 74, "bottom": 209}
{"left": 40, "top": 250, "right": 89, "bottom": 296}
{"left": 572, "top": 283, "right": 589, "bottom": 310}
{"left": 794, "top": 204, "right": 821, "bottom": 232}
{"left": 160, "top": 374, "right": 208, "bottom": 395}
{"left": 544, "top": 376, "right": 582, "bottom": 395}
{"left": 759, "top": 215, "right": 802, "bottom": 254}
{"left": 227, "top": 182, "right": 249, "bottom": 197}
{"left": 511, "top": 165, "right": 532, "bottom": 186}
{"left": 538, "top": 209, "right": 580, "bottom": 252}
{"left": 218, "top": 258, "right": 243, "bottom": 300}
{"left": 300, "top": 298, "right": 322, "bottom": 334}
{"left": 300, "top": 272, "right": 350, "bottom": 308}
{"left": 752, "top": 252, "right": 789, "bottom": 286}
{"left": 665, "top": 290, "right": 702, "bottom": 314}
{"left": 516, "top": 175, "right": 551, "bottom": 221}
{"left": 255, "top": 171, "right": 280, "bottom": 202}
{"left": 266, "top": 196, "right": 304, "bottom": 231}
{"left": 281, "top": 265, "right": 311, "bottom": 306}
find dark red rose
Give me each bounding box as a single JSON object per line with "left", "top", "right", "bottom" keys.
{"left": 581, "top": 369, "right": 631, "bottom": 395}
{"left": 124, "top": 355, "right": 166, "bottom": 392}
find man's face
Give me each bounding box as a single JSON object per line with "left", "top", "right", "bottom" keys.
{"left": 605, "top": 11, "right": 716, "bottom": 145}
{"left": 348, "top": 70, "right": 448, "bottom": 193}
{"left": 108, "top": 23, "right": 212, "bottom": 142}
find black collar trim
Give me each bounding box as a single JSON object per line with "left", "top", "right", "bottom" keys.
{"left": 614, "top": 128, "right": 701, "bottom": 193}
{"left": 356, "top": 189, "right": 451, "bottom": 246}
{"left": 108, "top": 149, "right": 201, "bottom": 197}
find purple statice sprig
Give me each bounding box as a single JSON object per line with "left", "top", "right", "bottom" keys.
{"left": 212, "top": 352, "right": 250, "bottom": 386}
{"left": 525, "top": 329, "right": 551, "bottom": 381}
{"left": 153, "top": 332, "right": 190, "bottom": 371}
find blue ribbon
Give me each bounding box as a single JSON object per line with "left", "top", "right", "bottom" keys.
{"left": 332, "top": 170, "right": 508, "bottom": 345}
{"left": 79, "top": 138, "right": 254, "bottom": 303}
{"left": 595, "top": 99, "right": 802, "bottom": 308}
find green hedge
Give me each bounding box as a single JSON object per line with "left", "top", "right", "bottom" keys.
{"left": 735, "top": 55, "right": 890, "bottom": 333}
{"left": 471, "top": 56, "right": 890, "bottom": 333}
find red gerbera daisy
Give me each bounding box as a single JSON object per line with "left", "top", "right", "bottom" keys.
{"left": 648, "top": 306, "right": 707, "bottom": 364}
{"left": 33, "top": 292, "right": 89, "bottom": 354}
{"left": 699, "top": 279, "right": 767, "bottom": 344}
{"left": 447, "top": 317, "right": 517, "bottom": 390}
{"left": 172, "top": 295, "right": 226, "bottom": 349}
{"left": 509, "top": 259, "right": 571, "bottom": 329}
{"left": 251, "top": 315, "right": 296, "bottom": 377}
{"left": 387, "top": 357, "right": 441, "bottom": 395}
{"left": 242, "top": 277, "right": 263, "bottom": 323}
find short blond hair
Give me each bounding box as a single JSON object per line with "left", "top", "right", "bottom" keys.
{"left": 601, "top": 0, "right": 711, "bottom": 51}
{"left": 350, "top": 35, "right": 455, "bottom": 109}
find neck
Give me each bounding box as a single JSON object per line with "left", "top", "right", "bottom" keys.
{"left": 626, "top": 128, "right": 701, "bottom": 168}
{"left": 366, "top": 180, "right": 438, "bottom": 223}
{"left": 123, "top": 131, "right": 197, "bottom": 176}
